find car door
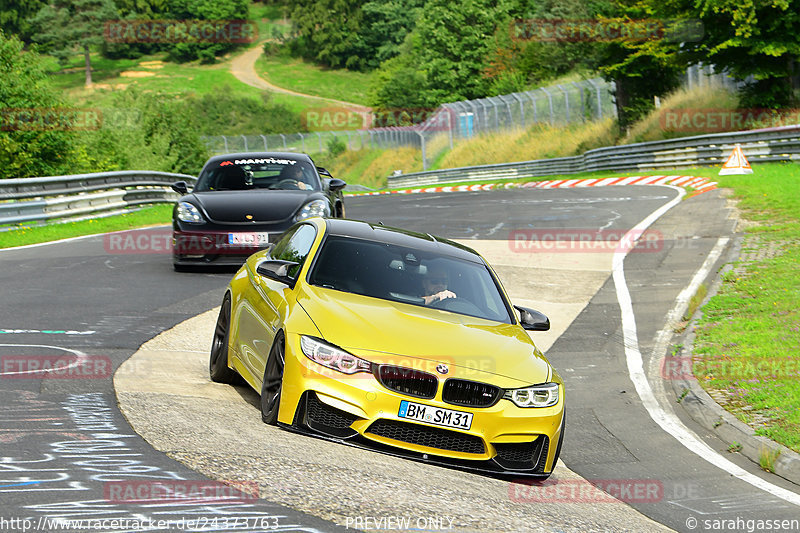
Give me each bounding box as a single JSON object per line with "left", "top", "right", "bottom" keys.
{"left": 238, "top": 224, "right": 318, "bottom": 384}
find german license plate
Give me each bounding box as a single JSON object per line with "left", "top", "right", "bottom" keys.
{"left": 229, "top": 232, "right": 270, "bottom": 246}
{"left": 398, "top": 400, "right": 472, "bottom": 430}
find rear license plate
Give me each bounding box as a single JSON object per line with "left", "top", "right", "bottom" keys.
{"left": 398, "top": 400, "right": 472, "bottom": 430}
{"left": 229, "top": 232, "right": 270, "bottom": 246}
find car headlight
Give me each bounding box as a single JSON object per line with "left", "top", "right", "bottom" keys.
{"left": 300, "top": 336, "right": 372, "bottom": 374}
{"left": 503, "top": 382, "right": 559, "bottom": 408}
{"left": 176, "top": 202, "right": 205, "bottom": 223}
{"left": 295, "top": 199, "right": 331, "bottom": 221}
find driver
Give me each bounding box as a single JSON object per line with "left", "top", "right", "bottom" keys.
{"left": 280, "top": 164, "right": 312, "bottom": 190}
{"left": 422, "top": 265, "right": 456, "bottom": 305}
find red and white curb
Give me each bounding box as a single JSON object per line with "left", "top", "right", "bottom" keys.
{"left": 349, "top": 175, "right": 717, "bottom": 198}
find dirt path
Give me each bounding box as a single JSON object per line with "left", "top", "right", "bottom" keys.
{"left": 229, "top": 45, "right": 369, "bottom": 111}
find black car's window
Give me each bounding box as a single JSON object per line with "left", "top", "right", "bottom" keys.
{"left": 195, "top": 157, "right": 321, "bottom": 192}
{"left": 269, "top": 224, "right": 317, "bottom": 280}
{"left": 308, "top": 236, "right": 513, "bottom": 323}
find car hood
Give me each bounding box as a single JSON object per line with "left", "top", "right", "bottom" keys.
{"left": 297, "top": 286, "right": 550, "bottom": 386}
{"left": 189, "top": 190, "right": 323, "bottom": 223}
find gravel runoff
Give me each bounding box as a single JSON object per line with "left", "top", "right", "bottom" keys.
{"left": 114, "top": 241, "right": 673, "bottom": 533}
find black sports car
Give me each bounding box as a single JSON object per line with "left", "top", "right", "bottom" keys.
{"left": 171, "top": 152, "right": 346, "bottom": 269}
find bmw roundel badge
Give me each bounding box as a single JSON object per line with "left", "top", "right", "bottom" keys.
{"left": 436, "top": 364, "right": 449, "bottom": 375}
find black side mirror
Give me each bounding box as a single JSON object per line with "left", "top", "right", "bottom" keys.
{"left": 171, "top": 181, "right": 189, "bottom": 195}
{"left": 328, "top": 178, "right": 346, "bottom": 192}
{"left": 256, "top": 260, "right": 299, "bottom": 286}
{"left": 514, "top": 305, "right": 550, "bottom": 331}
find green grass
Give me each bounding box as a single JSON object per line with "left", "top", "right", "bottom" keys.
{"left": 254, "top": 52, "right": 372, "bottom": 106}
{"left": 692, "top": 163, "right": 800, "bottom": 453}
{"left": 44, "top": 47, "right": 321, "bottom": 115}
{"left": 0, "top": 205, "right": 173, "bottom": 248}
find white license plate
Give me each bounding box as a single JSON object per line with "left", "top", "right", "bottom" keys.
{"left": 228, "top": 232, "right": 270, "bottom": 246}
{"left": 398, "top": 400, "right": 472, "bottom": 430}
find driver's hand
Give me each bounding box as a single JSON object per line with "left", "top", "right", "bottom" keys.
{"left": 297, "top": 182, "right": 308, "bottom": 190}
{"left": 425, "top": 290, "right": 456, "bottom": 304}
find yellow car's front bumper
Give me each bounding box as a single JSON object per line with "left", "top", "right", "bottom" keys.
{"left": 277, "top": 333, "right": 565, "bottom": 476}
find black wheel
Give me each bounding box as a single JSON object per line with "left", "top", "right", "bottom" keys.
{"left": 261, "top": 332, "right": 285, "bottom": 425}
{"left": 209, "top": 295, "right": 238, "bottom": 383}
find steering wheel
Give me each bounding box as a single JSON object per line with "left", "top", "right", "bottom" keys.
{"left": 429, "top": 297, "right": 483, "bottom": 315}
{"left": 275, "top": 178, "right": 301, "bottom": 189}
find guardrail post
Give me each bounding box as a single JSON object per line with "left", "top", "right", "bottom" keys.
{"left": 223, "top": 135, "right": 229, "bottom": 152}
{"left": 240, "top": 135, "right": 248, "bottom": 151}
{"left": 260, "top": 135, "right": 268, "bottom": 150}
{"left": 280, "top": 134, "right": 287, "bottom": 150}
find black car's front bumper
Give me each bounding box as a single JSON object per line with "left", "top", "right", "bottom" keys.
{"left": 172, "top": 228, "right": 283, "bottom": 266}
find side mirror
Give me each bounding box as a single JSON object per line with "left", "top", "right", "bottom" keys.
{"left": 328, "top": 178, "right": 347, "bottom": 192}
{"left": 514, "top": 305, "right": 550, "bottom": 331}
{"left": 171, "top": 181, "right": 189, "bottom": 195}
{"left": 256, "top": 260, "right": 299, "bottom": 285}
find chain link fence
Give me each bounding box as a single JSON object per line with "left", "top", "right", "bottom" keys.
{"left": 202, "top": 77, "right": 616, "bottom": 170}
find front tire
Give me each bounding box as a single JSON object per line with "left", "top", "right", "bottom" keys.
{"left": 261, "top": 332, "right": 285, "bottom": 425}
{"left": 209, "top": 295, "right": 238, "bottom": 383}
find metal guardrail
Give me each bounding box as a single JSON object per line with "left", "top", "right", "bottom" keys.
{"left": 388, "top": 125, "right": 800, "bottom": 188}
{"left": 0, "top": 171, "right": 196, "bottom": 226}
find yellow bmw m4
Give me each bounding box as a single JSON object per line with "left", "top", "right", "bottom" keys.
{"left": 210, "top": 218, "right": 565, "bottom": 478}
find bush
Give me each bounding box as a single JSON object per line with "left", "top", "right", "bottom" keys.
{"left": 0, "top": 31, "right": 75, "bottom": 179}
{"left": 327, "top": 135, "right": 347, "bottom": 157}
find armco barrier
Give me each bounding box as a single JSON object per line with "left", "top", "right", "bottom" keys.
{"left": 388, "top": 125, "right": 800, "bottom": 188}
{"left": 0, "top": 171, "right": 196, "bottom": 226}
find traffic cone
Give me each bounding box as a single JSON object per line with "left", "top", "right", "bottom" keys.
{"left": 719, "top": 144, "right": 753, "bottom": 175}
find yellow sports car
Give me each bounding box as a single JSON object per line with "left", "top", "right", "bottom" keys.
{"left": 210, "top": 218, "right": 565, "bottom": 478}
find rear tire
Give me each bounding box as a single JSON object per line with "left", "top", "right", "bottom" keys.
{"left": 209, "top": 295, "right": 238, "bottom": 384}
{"left": 260, "top": 332, "right": 285, "bottom": 425}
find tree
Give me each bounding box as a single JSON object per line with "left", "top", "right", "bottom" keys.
{"left": 287, "top": 0, "right": 368, "bottom": 69}
{"left": 0, "top": 0, "right": 46, "bottom": 41}
{"left": 31, "top": 0, "right": 119, "bottom": 87}
{"left": 677, "top": 0, "right": 800, "bottom": 107}
{"left": 412, "top": 0, "right": 512, "bottom": 102}
{"left": 594, "top": 1, "right": 686, "bottom": 130}
{"left": 165, "top": 0, "right": 250, "bottom": 63}
{"left": 0, "top": 31, "right": 75, "bottom": 179}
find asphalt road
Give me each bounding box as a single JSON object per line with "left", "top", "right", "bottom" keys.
{"left": 1, "top": 185, "right": 798, "bottom": 532}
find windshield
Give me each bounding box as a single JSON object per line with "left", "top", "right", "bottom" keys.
{"left": 195, "top": 157, "right": 321, "bottom": 192}
{"left": 308, "top": 236, "right": 513, "bottom": 323}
